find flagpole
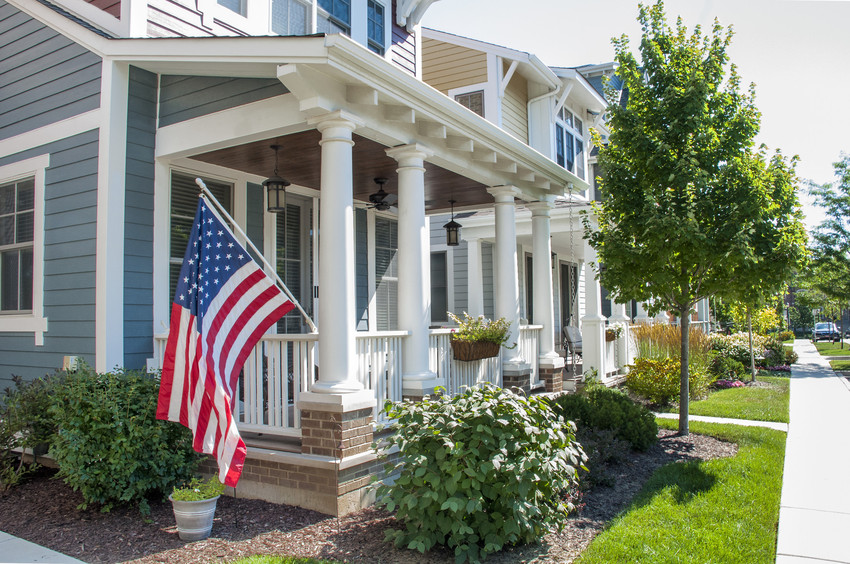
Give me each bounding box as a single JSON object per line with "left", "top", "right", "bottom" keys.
{"left": 194, "top": 178, "right": 318, "bottom": 333}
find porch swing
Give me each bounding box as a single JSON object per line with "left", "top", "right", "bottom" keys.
{"left": 561, "top": 184, "right": 583, "bottom": 377}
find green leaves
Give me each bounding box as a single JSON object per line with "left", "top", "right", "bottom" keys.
{"left": 375, "top": 384, "right": 585, "bottom": 563}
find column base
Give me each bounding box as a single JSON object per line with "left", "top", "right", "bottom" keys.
{"left": 402, "top": 376, "right": 445, "bottom": 401}
{"left": 502, "top": 362, "right": 533, "bottom": 394}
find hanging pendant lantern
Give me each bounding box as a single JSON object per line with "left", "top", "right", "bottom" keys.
{"left": 443, "top": 199, "right": 462, "bottom": 246}
{"left": 263, "top": 144, "right": 290, "bottom": 213}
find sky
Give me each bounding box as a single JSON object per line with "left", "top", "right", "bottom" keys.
{"left": 421, "top": 0, "right": 850, "bottom": 230}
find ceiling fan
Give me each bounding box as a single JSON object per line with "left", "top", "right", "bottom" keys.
{"left": 367, "top": 177, "right": 397, "bottom": 211}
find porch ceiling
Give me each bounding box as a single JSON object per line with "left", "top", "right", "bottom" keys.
{"left": 190, "top": 131, "right": 490, "bottom": 212}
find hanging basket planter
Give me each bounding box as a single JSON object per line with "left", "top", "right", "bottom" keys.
{"left": 605, "top": 331, "right": 617, "bottom": 342}
{"left": 451, "top": 339, "right": 501, "bottom": 361}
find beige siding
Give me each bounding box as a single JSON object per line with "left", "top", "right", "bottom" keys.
{"left": 502, "top": 69, "right": 528, "bottom": 143}
{"left": 422, "top": 38, "right": 488, "bottom": 94}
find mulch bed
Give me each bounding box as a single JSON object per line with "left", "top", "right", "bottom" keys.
{"left": 0, "top": 429, "right": 736, "bottom": 564}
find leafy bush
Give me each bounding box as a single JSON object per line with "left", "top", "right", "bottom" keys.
{"left": 762, "top": 337, "right": 787, "bottom": 367}
{"left": 171, "top": 475, "right": 225, "bottom": 501}
{"left": 777, "top": 330, "right": 795, "bottom": 342}
{"left": 626, "top": 357, "right": 715, "bottom": 405}
{"left": 572, "top": 428, "right": 631, "bottom": 487}
{"left": 377, "top": 384, "right": 585, "bottom": 563}
{"left": 50, "top": 366, "right": 200, "bottom": 513}
{"left": 551, "top": 387, "right": 657, "bottom": 452}
{"left": 709, "top": 355, "right": 747, "bottom": 381}
{"left": 784, "top": 347, "right": 799, "bottom": 365}
{"left": 0, "top": 374, "right": 63, "bottom": 490}
{"left": 710, "top": 332, "right": 766, "bottom": 364}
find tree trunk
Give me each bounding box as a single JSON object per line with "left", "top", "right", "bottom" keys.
{"left": 679, "top": 313, "right": 690, "bottom": 436}
{"left": 748, "top": 307, "right": 756, "bottom": 382}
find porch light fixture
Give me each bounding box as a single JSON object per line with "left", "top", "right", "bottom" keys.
{"left": 443, "top": 199, "right": 462, "bottom": 247}
{"left": 263, "top": 144, "right": 290, "bottom": 213}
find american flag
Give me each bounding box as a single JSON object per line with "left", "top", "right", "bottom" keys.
{"left": 157, "top": 198, "right": 294, "bottom": 487}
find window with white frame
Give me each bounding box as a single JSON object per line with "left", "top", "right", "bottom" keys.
{"left": 374, "top": 216, "right": 398, "bottom": 331}
{"left": 271, "top": 0, "right": 311, "bottom": 35}
{"left": 0, "top": 178, "right": 34, "bottom": 313}
{"left": 0, "top": 155, "right": 47, "bottom": 343}
{"left": 217, "top": 0, "right": 246, "bottom": 16}
{"left": 318, "top": 0, "right": 351, "bottom": 35}
{"left": 366, "top": 0, "right": 385, "bottom": 54}
{"left": 455, "top": 90, "right": 485, "bottom": 117}
{"left": 430, "top": 252, "right": 447, "bottom": 324}
{"left": 555, "top": 107, "right": 586, "bottom": 180}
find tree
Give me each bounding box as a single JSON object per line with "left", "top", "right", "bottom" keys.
{"left": 809, "top": 154, "right": 850, "bottom": 345}
{"left": 585, "top": 1, "right": 805, "bottom": 435}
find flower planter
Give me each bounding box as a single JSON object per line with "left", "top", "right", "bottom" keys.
{"left": 451, "top": 339, "right": 500, "bottom": 361}
{"left": 605, "top": 331, "right": 617, "bottom": 342}
{"left": 169, "top": 494, "right": 220, "bottom": 541}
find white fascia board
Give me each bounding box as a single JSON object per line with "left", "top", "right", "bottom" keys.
{"left": 552, "top": 68, "right": 607, "bottom": 111}
{"left": 323, "top": 34, "right": 587, "bottom": 194}
{"left": 422, "top": 28, "right": 559, "bottom": 90}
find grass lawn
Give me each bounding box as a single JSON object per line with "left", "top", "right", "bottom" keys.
{"left": 814, "top": 342, "right": 850, "bottom": 356}
{"left": 233, "top": 557, "right": 337, "bottom": 564}
{"left": 576, "top": 420, "right": 786, "bottom": 564}
{"left": 830, "top": 359, "right": 850, "bottom": 371}
{"left": 687, "top": 375, "right": 790, "bottom": 423}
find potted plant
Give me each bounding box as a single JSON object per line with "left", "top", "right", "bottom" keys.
{"left": 448, "top": 312, "right": 515, "bottom": 361}
{"left": 605, "top": 325, "right": 624, "bottom": 342}
{"left": 169, "top": 475, "right": 225, "bottom": 541}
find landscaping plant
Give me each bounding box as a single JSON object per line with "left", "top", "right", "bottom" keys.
{"left": 376, "top": 384, "right": 585, "bottom": 564}
{"left": 49, "top": 365, "right": 200, "bottom": 513}
{"left": 626, "top": 357, "right": 714, "bottom": 406}
{"left": 447, "top": 312, "right": 514, "bottom": 347}
{"left": 171, "top": 475, "right": 225, "bottom": 501}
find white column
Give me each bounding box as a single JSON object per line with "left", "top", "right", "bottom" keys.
{"left": 488, "top": 186, "right": 526, "bottom": 368}
{"left": 386, "top": 144, "right": 442, "bottom": 396}
{"left": 609, "top": 299, "right": 630, "bottom": 372}
{"left": 529, "top": 200, "right": 562, "bottom": 369}
{"left": 303, "top": 112, "right": 365, "bottom": 395}
{"left": 581, "top": 242, "right": 606, "bottom": 377}
{"left": 635, "top": 301, "right": 651, "bottom": 324}
{"left": 467, "top": 238, "right": 484, "bottom": 317}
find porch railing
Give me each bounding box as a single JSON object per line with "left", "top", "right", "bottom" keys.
{"left": 429, "top": 329, "right": 501, "bottom": 396}
{"left": 517, "top": 325, "right": 542, "bottom": 387}
{"left": 354, "top": 331, "right": 407, "bottom": 425}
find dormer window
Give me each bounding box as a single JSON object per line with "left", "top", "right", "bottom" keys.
{"left": 555, "top": 106, "right": 585, "bottom": 180}
{"left": 318, "top": 0, "right": 351, "bottom": 35}
{"left": 272, "top": 0, "right": 310, "bottom": 35}
{"left": 455, "top": 90, "right": 485, "bottom": 117}
{"left": 218, "top": 0, "right": 246, "bottom": 16}
{"left": 367, "top": 0, "right": 385, "bottom": 55}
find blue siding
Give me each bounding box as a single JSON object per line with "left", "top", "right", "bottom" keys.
{"left": 158, "top": 76, "right": 289, "bottom": 127}
{"left": 123, "top": 67, "right": 157, "bottom": 369}
{"left": 355, "top": 209, "right": 368, "bottom": 331}
{"left": 0, "top": 130, "right": 99, "bottom": 386}
{"left": 0, "top": 1, "right": 101, "bottom": 141}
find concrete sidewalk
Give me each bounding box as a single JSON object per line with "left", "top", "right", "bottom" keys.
{"left": 654, "top": 411, "right": 789, "bottom": 432}
{"left": 0, "top": 531, "right": 85, "bottom": 563}
{"left": 776, "top": 339, "right": 850, "bottom": 564}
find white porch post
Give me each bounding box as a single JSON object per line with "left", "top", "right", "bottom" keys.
{"left": 386, "top": 144, "right": 442, "bottom": 398}
{"left": 635, "top": 301, "right": 651, "bottom": 324}
{"left": 697, "top": 299, "right": 709, "bottom": 332}
{"left": 529, "top": 200, "right": 561, "bottom": 363}
{"left": 581, "top": 243, "right": 606, "bottom": 378}
{"left": 301, "top": 111, "right": 368, "bottom": 397}
{"left": 488, "top": 186, "right": 526, "bottom": 370}
{"left": 467, "top": 238, "right": 484, "bottom": 317}
{"left": 609, "top": 299, "right": 631, "bottom": 373}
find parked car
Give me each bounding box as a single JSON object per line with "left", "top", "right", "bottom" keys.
{"left": 813, "top": 322, "right": 841, "bottom": 342}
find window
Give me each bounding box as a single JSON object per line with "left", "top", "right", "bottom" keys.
{"left": 169, "top": 172, "right": 232, "bottom": 307}
{"left": 367, "top": 0, "right": 385, "bottom": 55}
{"left": 560, "top": 262, "right": 578, "bottom": 328}
{"left": 271, "top": 0, "right": 310, "bottom": 35}
{"left": 430, "top": 252, "right": 447, "bottom": 324}
{"left": 318, "top": 0, "right": 350, "bottom": 34}
{"left": 374, "top": 216, "right": 398, "bottom": 330}
{"left": 455, "top": 90, "right": 485, "bottom": 117}
{"left": 525, "top": 254, "right": 533, "bottom": 325}
{"left": 217, "top": 0, "right": 246, "bottom": 16}
{"left": 276, "top": 201, "right": 308, "bottom": 333}
{"left": 555, "top": 106, "right": 585, "bottom": 179}
{"left": 0, "top": 178, "right": 34, "bottom": 312}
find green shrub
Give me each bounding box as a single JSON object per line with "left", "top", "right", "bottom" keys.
{"left": 626, "top": 357, "right": 715, "bottom": 405}
{"left": 784, "top": 346, "right": 799, "bottom": 365}
{"left": 777, "top": 330, "right": 795, "bottom": 342}
{"left": 377, "top": 384, "right": 585, "bottom": 564}
{"left": 709, "top": 355, "right": 747, "bottom": 381}
{"left": 0, "top": 374, "right": 63, "bottom": 490}
{"left": 551, "top": 387, "right": 657, "bottom": 452}
{"left": 50, "top": 366, "right": 200, "bottom": 513}
{"left": 573, "top": 428, "right": 631, "bottom": 487}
